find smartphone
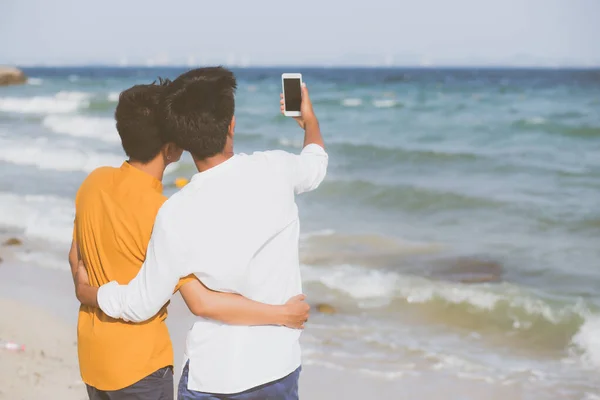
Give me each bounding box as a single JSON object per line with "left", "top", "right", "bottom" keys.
{"left": 282, "top": 73, "right": 302, "bottom": 117}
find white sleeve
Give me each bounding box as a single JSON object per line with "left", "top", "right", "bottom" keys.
{"left": 266, "top": 144, "right": 328, "bottom": 194}
{"left": 97, "top": 210, "right": 182, "bottom": 322}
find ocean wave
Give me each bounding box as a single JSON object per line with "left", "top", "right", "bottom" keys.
{"left": 0, "top": 91, "right": 91, "bottom": 114}
{"left": 0, "top": 137, "right": 123, "bottom": 173}
{"left": 277, "top": 137, "right": 303, "bottom": 149}
{"left": 107, "top": 92, "right": 120, "bottom": 102}
{"left": 303, "top": 96, "right": 400, "bottom": 109}
{"left": 27, "top": 77, "right": 43, "bottom": 86}
{"left": 571, "top": 315, "right": 600, "bottom": 368}
{"left": 0, "top": 192, "right": 74, "bottom": 245}
{"left": 302, "top": 263, "right": 598, "bottom": 352}
{"left": 314, "top": 179, "right": 500, "bottom": 212}
{"left": 303, "top": 264, "right": 399, "bottom": 307}
{"left": 373, "top": 99, "right": 401, "bottom": 108}
{"left": 549, "top": 111, "right": 585, "bottom": 120}
{"left": 15, "top": 251, "right": 71, "bottom": 271}
{"left": 329, "top": 141, "right": 481, "bottom": 164}
{"left": 64, "top": 90, "right": 123, "bottom": 113}
{"left": 300, "top": 229, "right": 336, "bottom": 240}
{"left": 300, "top": 231, "right": 443, "bottom": 268}
{"left": 42, "top": 115, "right": 119, "bottom": 143}
{"left": 513, "top": 118, "right": 600, "bottom": 138}
{"left": 341, "top": 98, "right": 362, "bottom": 107}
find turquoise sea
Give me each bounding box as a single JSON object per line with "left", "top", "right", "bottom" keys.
{"left": 0, "top": 67, "right": 599, "bottom": 398}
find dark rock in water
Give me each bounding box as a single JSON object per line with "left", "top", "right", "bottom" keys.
{"left": 433, "top": 256, "right": 504, "bottom": 284}
{"left": 3, "top": 237, "right": 23, "bottom": 246}
{"left": 316, "top": 303, "right": 337, "bottom": 314}
{"left": 0, "top": 66, "right": 27, "bottom": 86}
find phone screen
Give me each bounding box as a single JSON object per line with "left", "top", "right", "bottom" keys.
{"left": 284, "top": 78, "right": 302, "bottom": 112}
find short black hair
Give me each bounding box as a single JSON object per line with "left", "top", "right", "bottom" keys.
{"left": 115, "top": 78, "right": 171, "bottom": 163}
{"left": 160, "top": 67, "right": 237, "bottom": 160}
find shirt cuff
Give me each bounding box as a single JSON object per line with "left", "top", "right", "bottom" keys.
{"left": 301, "top": 143, "right": 327, "bottom": 156}
{"left": 97, "top": 281, "right": 123, "bottom": 319}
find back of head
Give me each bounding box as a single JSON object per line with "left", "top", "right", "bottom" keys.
{"left": 115, "top": 79, "right": 171, "bottom": 163}
{"left": 160, "top": 66, "right": 237, "bottom": 160}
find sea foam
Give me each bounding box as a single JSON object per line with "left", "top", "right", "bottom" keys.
{"left": 0, "top": 91, "right": 91, "bottom": 114}
{"left": 302, "top": 262, "right": 593, "bottom": 328}
{"left": 373, "top": 99, "right": 398, "bottom": 108}
{"left": 27, "top": 77, "right": 43, "bottom": 86}
{"left": 43, "top": 115, "right": 119, "bottom": 143}
{"left": 0, "top": 137, "right": 123, "bottom": 173}
{"left": 107, "top": 92, "right": 120, "bottom": 102}
{"left": 572, "top": 315, "right": 600, "bottom": 368}
{"left": 0, "top": 192, "right": 74, "bottom": 245}
{"left": 342, "top": 98, "right": 362, "bottom": 107}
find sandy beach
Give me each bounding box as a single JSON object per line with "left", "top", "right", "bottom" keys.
{"left": 0, "top": 298, "right": 86, "bottom": 400}
{"left": 0, "top": 238, "right": 539, "bottom": 400}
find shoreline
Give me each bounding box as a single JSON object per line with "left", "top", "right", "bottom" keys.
{"left": 0, "top": 246, "right": 533, "bottom": 400}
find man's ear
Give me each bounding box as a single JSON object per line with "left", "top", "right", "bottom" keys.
{"left": 162, "top": 142, "right": 180, "bottom": 163}
{"left": 228, "top": 115, "right": 236, "bottom": 138}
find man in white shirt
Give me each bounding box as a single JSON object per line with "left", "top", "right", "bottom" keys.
{"left": 76, "top": 66, "right": 327, "bottom": 399}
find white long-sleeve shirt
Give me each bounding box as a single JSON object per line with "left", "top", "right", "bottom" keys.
{"left": 97, "top": 144, "right": 328, "bottom": 394}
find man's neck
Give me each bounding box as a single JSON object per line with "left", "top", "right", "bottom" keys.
{"left": 128, "top": 159, "right": 165, "bottom": 182}
{"left": 193, "top": 151, "right": 234, "bottom": 173}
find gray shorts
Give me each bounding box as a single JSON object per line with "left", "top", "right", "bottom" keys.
{"left": 86, "top": 366, "right": 173, "bottom": 400}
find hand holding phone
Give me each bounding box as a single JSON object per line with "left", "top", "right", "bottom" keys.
{"left": 280, "top": 73, "right": 317, "bottom": 130}
{"left": 280, "top": 74, "right": 323, "bottom": 149}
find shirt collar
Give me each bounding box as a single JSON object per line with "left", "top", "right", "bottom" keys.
{"left": 190, "top": 155, "right": 238, "bottom": 184}
{"left": 120, "top": 161, "right": 163, "bottom": 193}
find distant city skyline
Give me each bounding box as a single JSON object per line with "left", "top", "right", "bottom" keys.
{"left": 1, "top": 0, "right": 599, "bottom": 67}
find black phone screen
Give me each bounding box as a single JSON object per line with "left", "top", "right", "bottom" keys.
{"left": 284, "top": 78, "right": 302, "bottom": 112}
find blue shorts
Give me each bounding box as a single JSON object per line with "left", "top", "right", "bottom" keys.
{"left": 177, "top": 361, "right": 300, "bottom": 400}
{"left": 86, "top": 366, "right": 173, "bottom": 400}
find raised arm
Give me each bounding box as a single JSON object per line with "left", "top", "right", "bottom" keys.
{"left": 179, "top": 279, "right": 310, "bottom": 329}
{"left": 278, "top": 82, "right": 328, "bottom": 194}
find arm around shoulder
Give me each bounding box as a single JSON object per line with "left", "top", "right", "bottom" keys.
{"left": 96, "top": 210, "right": 184, "bottom": 322}
{"left": 178, "top": 279, "right": 310, "bottom": 329}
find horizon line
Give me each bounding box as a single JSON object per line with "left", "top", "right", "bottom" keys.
{"left": 11, "top": 63, "right": 600, "bottom": 70}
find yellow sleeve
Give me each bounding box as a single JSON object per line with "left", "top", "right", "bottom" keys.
{"left": 174, "top": 274, "right": 197, "bottom": 293}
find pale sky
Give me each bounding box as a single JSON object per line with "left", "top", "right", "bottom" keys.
{"left": 1, "top": 0, "right": 599, "bottom": 67}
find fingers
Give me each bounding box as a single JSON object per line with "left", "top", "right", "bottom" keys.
{"left": 301, "top": 82, "right": 309, "bottom": 99}
{"left": 291, "top": 294, "right": 306, "bottom": 301}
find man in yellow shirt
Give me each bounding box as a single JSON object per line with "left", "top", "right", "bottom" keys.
{"left": 68, "top": 81, "right": 309, "bottom": 400}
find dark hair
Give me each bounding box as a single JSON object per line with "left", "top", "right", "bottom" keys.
{"left": 160, "top": 66, "right": 237, "bottom": 160}
{"left": 114, "top": 78, "right": 171, "bottom": 163}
